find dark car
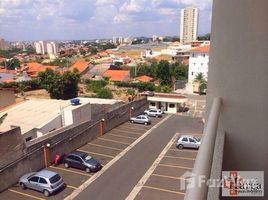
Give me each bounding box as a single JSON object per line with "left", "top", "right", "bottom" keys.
{"left": 63, "top": 151, "right": 102, "bottom": 173}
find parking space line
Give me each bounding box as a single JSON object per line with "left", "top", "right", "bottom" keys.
{"left": 98, "top": 138, "right": 131, "bottom": 145}
{"left": 152, "top": 173, "right": 186, "bottom": 181}
{"left": 164, "top": 155, "right": 196, "bottom": 161}
{"left": 112, "top": 129, "right": 143, "bottom": 135}
{"left": 142, "top": 186, "right": 185, "bottom": 196}
{"left": 8, "top": 189, "right": 45, "bottom": 200}
{"left": 50, "top": 166, "right": 92, "bottom": 177}
{"left": 119, "top": 125, "right": 148, "bottom": 130}
{"left": 87, "top": 143, "right": 124, "bottom": 151}
{"left": 169, "top": 148, "right": 198, "bottom": 153}
{"left": 78, "top": 149, "right": 114, "bottom": 158}
{"left": 158, "top": 164, "right": 193, "bottom": 170}
{"left": 66, "top": 185, "right": 78, "bottom": 190}
{"left": 126, "top": 131, "right": 177, "bottom": 200}
{"left": 107, "top": 133, "right": 137, "bottom": 140}
{"left": 65, "top": 115, "right": 172, "bottom": 200}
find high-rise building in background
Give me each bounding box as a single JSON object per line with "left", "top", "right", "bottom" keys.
{"left": 118, "top": 37, "right": 123, "bottom": 45}
{"left": 35, "top": 41, "right": 58, "bottom": 55}
{"left": 0, "top": 38, "right": 10, "bottom": 50}
{"left": 47, "top": 42, "right": 58, "bottom": 55}
{"left": 34, "top": 41, "right": 47, "bottom": 54}
{"left": 112, "top": 37, "right": 117, "bottom": 44}
{"left": 180, "top": 7, "right": 199, "bottom": 44}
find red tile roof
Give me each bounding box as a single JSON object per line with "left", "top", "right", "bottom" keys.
{"left": 103, "top": 70, "right": 130, "bottom": 82}
{"left": 190, "top": 45, "right": 210, "bottom": 53}
{"left": 0, "top": 67, "right": 16, "bottom": 74}
{"left": 68, "top": 61, "right": 90, "bottom": 73}
{"left": 135, "top": 75, "right": 153, "bottom": 83}
{"left": 20, "top": 62, "right": 59, "bottom": 77}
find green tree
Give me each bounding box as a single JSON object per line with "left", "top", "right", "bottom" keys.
{"left": 156, "top": 60, "right": 172, "bottom": 86}
{"left": 172, "top": 63, "right": 188, "bottom": 80}
{"left": 38, "top": 69, "right": 80, "bottom": 99}
{"left": 194, "top": 73, "right": 207, "bottom": 95}
{"left": 96, "top": 88, "right": 113, "bottom": 99}
{"left": 0, "top": 58, "right": 21, "bottom": 70}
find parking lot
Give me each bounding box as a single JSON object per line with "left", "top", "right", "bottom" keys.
{"left": 0, "top": 116, "right": 166, "bottom": 200}
{"left": 133, "top": 133, "right": 202, "bottom": 200}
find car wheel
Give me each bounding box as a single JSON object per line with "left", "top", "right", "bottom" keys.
{"left": 156, "top": 115, "right": 159, "bottom": 118}
{"left": 86, "top": 168, "right": 91, "bottom": 173}
{"left": 178, "top": 144, "right": 184, "bottom": 149}
{"left": 43, "top": 190, "right": 50, "bottom": 197}
{"left": 130, "top": 120, "right": 134, "bottom": 123}
{"left": 144, "top": 122, "right": 148, "bottom": 125}
{"left": 64, "top": 163, "right": 69, "bottom": 168}
{"left": 20, "top": 183, "right": 26, "bottom": 190}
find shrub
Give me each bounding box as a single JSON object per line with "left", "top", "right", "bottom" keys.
{"left": 96, "top": 88, "right": 113, "bottom": 99}
{"left": 85, "top": 79, "right": 108, "bottom": 93}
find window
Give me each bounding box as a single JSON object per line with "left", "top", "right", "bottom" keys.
{"left": 169, "top": 104, "right": 175, "bottom": 108}
{"left": 203, "top": 54, "right": 206, "bottom": 57}
{"left": 67, "top": 155, "right": 75, "bottom": 160}
{"left": 182, "top": 138, "right": 188, "bottom": 142}
{"left": 150, "top": 102, "right": 155, "bottom": 106}
{"left": 192, "top": 72, "right": 194, "bottom": 76}
{"left": 29, "top": 176, "right": 39, "bottom": 182}
{"left": 25, "top": 137, "right": 32, "bottom": 142}
{"left": 39, "top": 178, "right": 47, "bottom": 184}
{"left": 189, "top": 138, "right": 196, "bottom": 143}
{"left": 49, "top": 174, "right": 61, "bottom": 184}
{"left": 73, "top": 156, "right": 82, "bottom": 163}
{"left": 136, "top": 116, "right": 141, "bottom": 119}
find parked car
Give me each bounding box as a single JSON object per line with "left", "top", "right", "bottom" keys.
{"left": 63, "top": 151, "right": 102, "bottom": 173}
{"left": 19, "top": 170, "right": 64, "bottom": 197}
{"left": 176, "top": 135, "right": 201, "bottom": 149}
{"left": 130, "top": 115, "right": 151, "bottom": 125}
{"left": 144, "top": 109, "right": 163, "bottom": 117}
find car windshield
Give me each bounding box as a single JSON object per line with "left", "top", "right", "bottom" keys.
{"left": 49, "top": 174, "right": 61, "bottom": 184}
{"left": 194, "top": 137, "right": 200, "bottom": 142}
{"left": 82, "top": 155, "right": 92, "bottom": 161}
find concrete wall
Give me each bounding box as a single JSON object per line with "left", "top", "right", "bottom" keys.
{"left": 0, "top": 98, "right": 148, "bottom": 192}
{"left": 0, "top": 90, "right": 15, "bottom": 109}
{"left": 0, "top": 126, "right": 25, "bottom": 168}
{"left": 207, "top": 0, "right": 268, "bottom": 198}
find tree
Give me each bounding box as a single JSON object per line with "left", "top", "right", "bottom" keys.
{"left": 96, "top": 88, "right": 113, "bottom": 99}
{"left": 194, "top": 73, "right": 207, "bottom": 95}
{"left": 172, "top": 63, "right": 188, "bottom": 80}
{"left": 38, "top": 69, "right": 80, "bottom": 100}
{"left": 0, "top": 58, "right": 21, "bottom": 70}
{"left": 156, "top": 60, "right": 172, "bottom": 86}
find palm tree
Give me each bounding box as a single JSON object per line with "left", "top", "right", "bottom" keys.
{"left": 194, "top": 73, "right": 207, "bottom": 95}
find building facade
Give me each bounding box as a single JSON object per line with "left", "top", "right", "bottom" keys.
{"left": 188, "top": 45, "right": 210, "bottom": 83}
{"left": 180, "top": 7, "right": 199, "bottom": 44}
{"left": 46, "top": 42, "right": 58, "bottom": 55}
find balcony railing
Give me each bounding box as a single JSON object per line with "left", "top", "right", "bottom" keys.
{"left": 185, "top": 97, "right": 223, "bottom": 200}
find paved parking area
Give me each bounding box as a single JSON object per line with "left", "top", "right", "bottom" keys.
{"left": 133, "top": 133, "right": 202, "bottom": 200}
{"left": 0, "top": 116, "right": 166, "bottom": 200}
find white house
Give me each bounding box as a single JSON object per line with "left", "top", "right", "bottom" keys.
{"left": 147, "top": 93, "right": 187, "bottom": 114}
{"left": 188, "top": 45, "right": 210, "bottom": 83}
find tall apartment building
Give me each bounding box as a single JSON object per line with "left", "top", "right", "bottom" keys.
{"left": 35, "top": 41, "right": 58, "bottom": 55}
{"left": 0, "top": 38, "right": 10, "bottom": 50}
{"left": 112, "top": 37, "right": 117, "bottom": 44}
{"left": 180, "top": 7, "right": 199, "bottom": 44}
{"left": 47, "top": 42, "right": 58, "bottom": 55}
{"left": 34, "top": 41, "right": 47, "bottom": 54}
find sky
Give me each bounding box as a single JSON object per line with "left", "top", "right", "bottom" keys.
{"left": 0, "top": 0, "right": 213, "bottom": 41}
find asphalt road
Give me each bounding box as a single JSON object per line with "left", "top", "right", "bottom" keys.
{"left": 75, "top": 115, "right": 203, "bottom": 200}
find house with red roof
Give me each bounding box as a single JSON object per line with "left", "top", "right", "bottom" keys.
{"left": 134, "top": 75, "right": 153, "bottom": 83}
{"left": 68, "top": 61, "right": 90, "bottom": 75}
{"left": 19, "top": 62, "right": 59, "bottom": 78}
{"left": 103, "top": 70, "right": 130, "bottom": 82}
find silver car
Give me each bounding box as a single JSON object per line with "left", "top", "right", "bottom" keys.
{"left": 19, "top": 170, "right": 64, "bottom": 197}
{"left": 176, "top": 135, "right": 201, "bottom": 149}
{"left": 144, "top": 109, "right": 163, "bottom": 117}
{"left": 130, "top": 115, "right": 151, "bottom": 125}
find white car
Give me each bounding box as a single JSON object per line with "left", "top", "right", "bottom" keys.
{"left": 144, "top": 109, "right": 163, "bottom": 117}
{"left": 176, "top": 135, "right": 201, "bottom": 149}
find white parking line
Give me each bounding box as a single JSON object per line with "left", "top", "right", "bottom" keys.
{"left": 87, "top": 143, "right": 124, "bottom": 151}
{"left": 98, "top": 138, "right": 131, "bottom": 145}
{"left": 125, "top": 132, "right": 178, "bottom": 200}
{"left": 107, "top": 133, "right": 137, "bottom": 140}
{"left": 65, "top": 115, "right": 172, "bottom": 200}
